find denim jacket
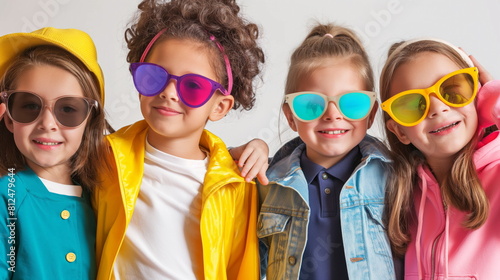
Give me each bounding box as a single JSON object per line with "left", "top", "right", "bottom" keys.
{"left": 258, "top": 135, "right": 397, "bottom": 280}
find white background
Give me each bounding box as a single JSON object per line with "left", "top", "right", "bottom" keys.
{"left": 2, "top": 0, "right": 499, "bottom": 154}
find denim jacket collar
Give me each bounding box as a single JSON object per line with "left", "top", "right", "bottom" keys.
{"left": 267, "top": 142, "right": 309, "bottom": 202}
{"left": 266, "top": 135, "right": 391, "bottom": 202}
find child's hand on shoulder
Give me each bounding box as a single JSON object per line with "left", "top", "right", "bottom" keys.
{"left": 229, "top": 139, "right": 269, "bottom": 185}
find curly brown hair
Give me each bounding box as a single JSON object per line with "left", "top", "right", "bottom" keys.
{"left": 125, "top": 0, "right": 264, "bottom": 110}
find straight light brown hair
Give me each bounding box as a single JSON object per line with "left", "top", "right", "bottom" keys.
{"left": 379, "top": 40, "right": 488, "bottom": 257}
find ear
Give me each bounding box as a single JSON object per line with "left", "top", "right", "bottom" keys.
{"left": 282, "top": 103, "right": 298, "bottom": 132}
{"left": 209, "top": 95, "right": 234, "bottom": 121}
{"left": 0, "top": 103, "right": 6, "bottom": 121}
{"left": 367, "top": 101, "right": 378, "bottom": 128}
{"left": 3, "top": 114, "right": 14, "bottom": 133}
{"left": 386, "top": 119, "right": 411, "bottom": 145}
{"left": 4, "top": 119, "right": 14, "bottom": 133}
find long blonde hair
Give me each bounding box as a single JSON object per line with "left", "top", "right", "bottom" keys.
{"left": 380, "top": 40, "right": 488, "bottom": 257}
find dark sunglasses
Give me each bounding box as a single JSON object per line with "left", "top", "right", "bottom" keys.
{"left": 1, "top": 91, "right": 97, "bottom": 127}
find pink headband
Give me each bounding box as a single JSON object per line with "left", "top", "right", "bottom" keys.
{"left": 139, "top": 28, "right": 233, "bottom": 95}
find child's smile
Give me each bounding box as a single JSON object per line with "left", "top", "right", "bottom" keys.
{"left": 284, "top": 58, "right": 374, "bottom": 168}
{"left": 387, "top": 52, "right": 478, "bottom": 163}
{"left": 5, "top": 65, "right": 88, "bottom": 184}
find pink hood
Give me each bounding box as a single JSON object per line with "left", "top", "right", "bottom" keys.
{"left": 405, "top": 80, "right": 500, "bottom": 280}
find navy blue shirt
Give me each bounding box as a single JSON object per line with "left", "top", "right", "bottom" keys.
{"left": 298, "top": 146, "right": 362, "bottom": 280}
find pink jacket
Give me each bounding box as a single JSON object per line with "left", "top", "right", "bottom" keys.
{"left": 405, "top": 80, "right": 500, "bottom": 280}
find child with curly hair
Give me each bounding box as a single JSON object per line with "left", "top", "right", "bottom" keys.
{"left": 93, "top": 0, "right": 265, "bottom": 279}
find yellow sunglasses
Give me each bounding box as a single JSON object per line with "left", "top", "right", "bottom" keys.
{"left": 381, "top": 67, "right": 478, "bottom": 126}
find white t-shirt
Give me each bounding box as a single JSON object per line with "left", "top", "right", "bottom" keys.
{"left": 113, "top": 141, "right": 208, "bottom": 280}
{"left": 39, "top": 177, "right": 82, "bottom": 197}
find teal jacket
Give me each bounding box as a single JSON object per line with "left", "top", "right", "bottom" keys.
{"left": 0, "top": 168, "right": 96, "bottom": 280}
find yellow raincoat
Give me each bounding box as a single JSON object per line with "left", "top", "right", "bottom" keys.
{"left": 93, "top": 120, "right": 259, "bottom": 280}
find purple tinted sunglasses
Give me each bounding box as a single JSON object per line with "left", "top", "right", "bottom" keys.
{"left": 130, "top": 28, "right": 233, "bottom": 108}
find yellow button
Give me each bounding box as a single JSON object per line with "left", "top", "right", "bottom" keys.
{"left": 66, "top": 252, "right": 76, "bottom": 263}
{"left": 324, "top": 188, "right": 331, "bottom": 195}
{"left": 288, "top": 256, "right": 297, "bottom": 265}
{"left": 60, "top": 210, "right": 70, "bottom": 220}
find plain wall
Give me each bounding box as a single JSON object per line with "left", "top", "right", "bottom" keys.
{"left": 1, "top": 0, "right": 499, "bottom": 154}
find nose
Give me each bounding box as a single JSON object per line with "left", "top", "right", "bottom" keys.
{"left": 159, "top": 78, "right": 179, "bottom": 102}
{"left": 427, "top": 93, "right": 450, "bottom": 119}
{"left": 37, "top": 106, "right": 58, "bottom": 131}
{"left": 322, "top": 101, "right": 343, "bottom": 121}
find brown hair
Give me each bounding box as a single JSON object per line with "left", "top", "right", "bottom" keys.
{"left": 380, "top": 40, "right": 488, "bottom": 257}
{"left": 0, "top": 45, "right": 108, "bottom": 191}
{"left": 285, "top": 23, "right": 374, "bottom": 95}
{"left": 125, "top": 0, "right": 264, "bottom": 110}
